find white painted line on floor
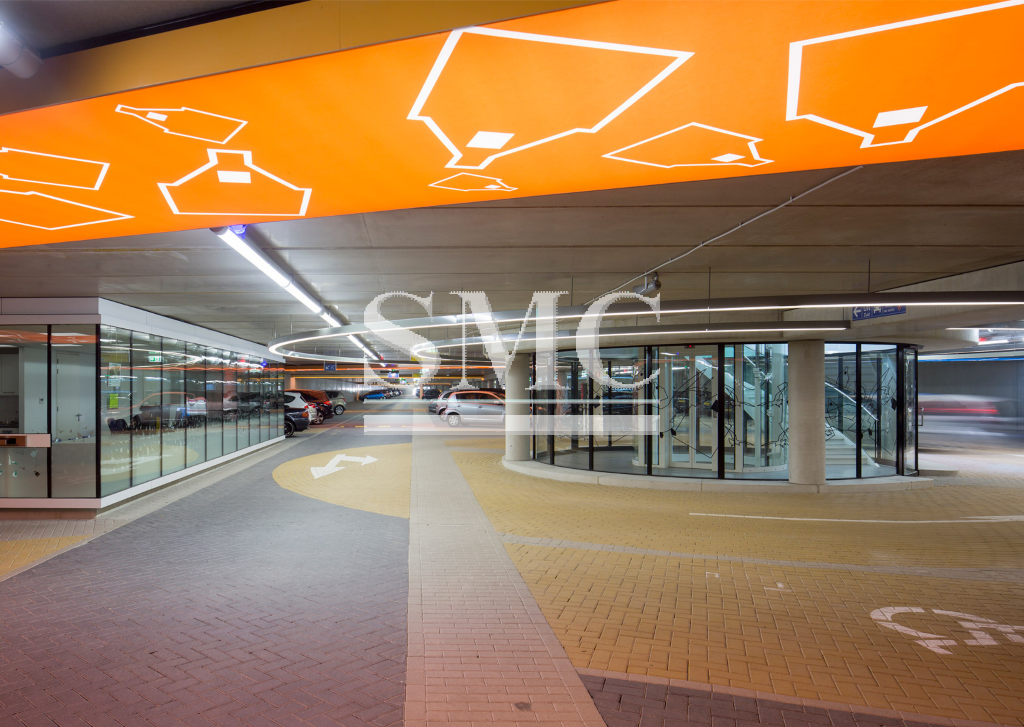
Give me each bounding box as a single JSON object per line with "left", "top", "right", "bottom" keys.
{"left": 690, "top": 513, "right": 1024, "bottom": 523}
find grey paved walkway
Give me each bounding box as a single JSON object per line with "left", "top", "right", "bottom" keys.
{"left": 406, "top": 419, "right": 605, "bottom": 727}
{"left": 578, "top": 672, "right": 958, "bottom": 727}
{"left": 0, "top": 427, "right": 410, "bottom": 727}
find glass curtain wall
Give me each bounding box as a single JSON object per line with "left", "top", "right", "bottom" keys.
{"left": 861, "top": 344, "right": 899, "bottom": 476}
{"left": 535, "top": 342, "right": 914, "bottom": 480}
{"left": 0, "top": 324, "right": 281, "bottom": 500}
{"left": 825, "top": 344, "right": 859, "bottom": 479}
{"left": 902, "top": 347, "right": 918, "bottom": 475}
{"left": 206, "top": 348, "right": 224, "bottom": 460}
{"left": 100, "top": 326, "right": 132, "bottom": 496}
{"left": 50, "top": 325, "right": 98, "bottom": 497}
{"left": 130, "top": 332, "right": 162, "bottom": 488}
{"left": 161, "top": 339, "right": 187, "bottom": 477}
{"left": 97, "top": 327, "right": 282, "bottom": 499}
{"left": 185, "top": 343, "right": 206, "bottom": 467}
{"left": 236, "top": 354, "right": 250, "bottom": 449}
{"left": 223, "top": 353, "right": 238, "bottom": 455}
{"left": 0, "top": 326, "right": 49, "bottom": 497}
{"left": 739, "top": 344, "right": 789, "bottom": 475}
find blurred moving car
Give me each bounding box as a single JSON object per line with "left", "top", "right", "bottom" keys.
{"left": 438, "top": 390, "right": 505, "bottom": 427}
{"left": 918, "top": 393, "right": 1020, "bottom": 451}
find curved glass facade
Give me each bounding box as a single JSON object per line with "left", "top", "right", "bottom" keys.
{"left": 533, "top": 342, "right": 918, "bottom": 480}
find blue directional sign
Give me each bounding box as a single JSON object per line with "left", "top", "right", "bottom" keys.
{"left": 324, "top": 362, "right": 337, "bottom": 372}
{"left": 853, "top": 305, "right": 906, "bottom": 321}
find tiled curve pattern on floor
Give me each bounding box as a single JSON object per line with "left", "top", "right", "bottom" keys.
{"left": 0, "top": 429, "right": 410, "bottom": 727}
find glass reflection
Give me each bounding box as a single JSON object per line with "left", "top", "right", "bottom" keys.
{"left": 51, "top": 325, "right": 98, "bottom": 497}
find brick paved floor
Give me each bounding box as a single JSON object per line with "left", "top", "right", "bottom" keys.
{"left": 0, "top": 426, "right": 410, "bottom": 727}
{"left": 451, "top": 448, "right": 1024, "bottom": 726}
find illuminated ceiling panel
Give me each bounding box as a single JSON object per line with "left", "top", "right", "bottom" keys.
{"left": 0, "top": 0, "right": 1021, "bottom": 248}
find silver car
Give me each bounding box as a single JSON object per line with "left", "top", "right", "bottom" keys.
{"left": 428, "top": 390, "right": 454, "bottom": 414}
{"left": 439, "top": 391, "right": 505, "bottom": 427}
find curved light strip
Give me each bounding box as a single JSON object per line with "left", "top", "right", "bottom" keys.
{"left": 269, "top": 291, "right": 1024, "bottom": 361}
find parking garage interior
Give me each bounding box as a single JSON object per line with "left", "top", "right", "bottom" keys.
{"left": 0, "top": 2, "right": 1023, "bottom": 727}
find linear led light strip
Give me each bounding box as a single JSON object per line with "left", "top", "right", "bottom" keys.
{"left": 271, "top": 324, "right": 846, "bottom": 361}
{"left": 275, "top": 299, "right": 1024, "bottom": 343}
{"left": 214, "top": 227, "right": 377, "bottom": 359}
{"left": 409, "top": 326, "right": 848, "bottom": 354}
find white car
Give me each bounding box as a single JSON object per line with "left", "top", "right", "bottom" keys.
{"left": 283, "top": 391, "right": 322, "bottom": 424}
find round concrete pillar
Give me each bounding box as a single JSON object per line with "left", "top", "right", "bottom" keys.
{"left": 505, "top": 354, "right": 531, "bottom": 462}
{"left": 788, "top": 339, "right": 826, "bottom": 486}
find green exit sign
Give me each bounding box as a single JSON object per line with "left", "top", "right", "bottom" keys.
{"left": 149, "top": 355, "right": 162, "bottom": 363}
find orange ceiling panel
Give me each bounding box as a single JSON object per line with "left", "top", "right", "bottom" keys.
{"left": 0, "top": 0, "right": 1021, "bottom": 247}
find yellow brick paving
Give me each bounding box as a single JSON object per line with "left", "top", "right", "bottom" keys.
{"left": 0, "top": 536, "right": 89, "bottom": 578}
{"left": 273, "top": 443, "right": 411, "bottom": 519}
{"left": 450, "top": 449, "right": 1024, "bottom": 725}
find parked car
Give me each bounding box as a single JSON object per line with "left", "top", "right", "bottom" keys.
{"left": 428, "top": 389, "right": 454, "bottom": 414}
{"left": 417, "top": 387, "right": 441, "bottom": 400}
{"left": 438, "top": 390, "right": 505, "bottom": 427}
{"left": 284, "top": 408, "right": 310, "bottom": 437}
{"left": 285, "top": 389, "right": 334, "bottom": 422}
{"left": 284, "top": 391, "right": 321, "bottom": 424}
{"left": 361, "top": 390, "right": 387, "bottom": 401}
{"left": 324, "top": 390, "right": 348, "bottom": 415}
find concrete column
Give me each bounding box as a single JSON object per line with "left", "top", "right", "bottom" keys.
{"left": 504, "top": 354, "right": 531, "bottom": 462}
{"left": 788, "top": 339, "right": 826, "bottom": 486}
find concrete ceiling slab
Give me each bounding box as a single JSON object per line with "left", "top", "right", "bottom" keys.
{"left": 1, "top": 151, "right": 1022, "bottom": 346}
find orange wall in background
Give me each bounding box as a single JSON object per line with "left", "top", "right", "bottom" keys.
{"left": 0, "top": 0, "right": 1021, "bottom": 247}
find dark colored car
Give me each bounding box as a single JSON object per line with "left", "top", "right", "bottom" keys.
{"left": 419, "top": 388, "right": 441, "bottom": 400}
{"left": 438, "top": 390, "right": 505, "bottom": 427}
{"left": 284, "top": 408, "right": 310, "bottom": 437}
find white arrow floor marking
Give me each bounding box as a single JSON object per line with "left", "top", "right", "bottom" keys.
{"left": 334, "top": 454, "right": 378, "bottom": 466}
{"left": 310, "top": 453, "right": 378, "bottom": 479}
{"left": 690, "top": 513, "right": 1024, "bottom": 523}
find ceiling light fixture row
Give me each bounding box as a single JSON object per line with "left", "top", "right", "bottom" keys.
{"left": 212, "top": 226, "right": 378, "bottom": 359}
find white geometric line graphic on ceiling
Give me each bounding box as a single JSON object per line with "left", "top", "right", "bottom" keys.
{"left": 409, "top": 26, "right": 693, "bottom": 170}
{"left": 604, "top": 123, "right": 773, "bottom": 168}
{"left": 786, "top": 0, "right": 1024, "bottom": 148}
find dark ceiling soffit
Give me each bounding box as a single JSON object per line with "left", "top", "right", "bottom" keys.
{"left": 40, "top": 0, "right": 307, "bottom": 59}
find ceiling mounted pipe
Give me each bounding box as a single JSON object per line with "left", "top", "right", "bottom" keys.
{"left": 0, "top": 22, "right": 41, "bottom": 78}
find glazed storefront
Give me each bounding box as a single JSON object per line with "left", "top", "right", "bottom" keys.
{"left": 531, "top": 342, "right": 918, "bottom": 481}
{"left": 0, "top": 298, "right": 284, "bottom": 508}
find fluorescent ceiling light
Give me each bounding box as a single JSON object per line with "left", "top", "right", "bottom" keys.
{"left": 320, "top": 311, "right": 342, "bottom": 327}
{"left": 215, "top": 227, "right": 290, "bottom": 287}
{"left": 283, "top": 282, "right": 322, "bottom": 313}
{"left": 348, "top": 334, "right": 378, "bottom": 360}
